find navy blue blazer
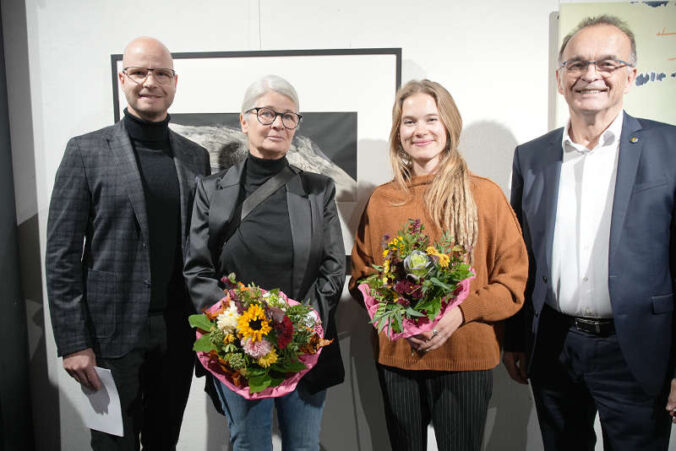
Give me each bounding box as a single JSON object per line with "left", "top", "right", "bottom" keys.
{"left": 505, "top": 112, "right": 676, "bottom": 396}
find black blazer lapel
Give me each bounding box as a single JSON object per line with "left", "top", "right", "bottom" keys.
{"left": 287, "top": 170, "right": 313, "bottom": 299}
{"left": 208, "top": 161, "right": 245, "bottom": 250}
{"left": 609, "top": 113, "right": 644, "bottom": 262}
{"left": 109, "top": 122, "right": 149, "bottom": 244}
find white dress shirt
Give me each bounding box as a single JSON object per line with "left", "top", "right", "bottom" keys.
{"left": 549, "top": 113, "right": 624, "bottom": 318}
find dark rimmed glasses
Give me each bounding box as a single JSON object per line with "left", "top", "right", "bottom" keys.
{"left": 246, "top": 107, "right": 302, "bottom": 129}
{"left": 122, "top": 66, "right": 176, "bottom": 85}
{"left": 559, "top": 58, "right": 634, "bottom": 77}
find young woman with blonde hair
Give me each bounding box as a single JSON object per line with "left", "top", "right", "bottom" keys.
{"left": 350, "top": 79, "right": 528, "bottom": 450}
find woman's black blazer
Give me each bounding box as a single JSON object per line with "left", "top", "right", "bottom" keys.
{"left": 184, "top": 160, "right": 346, "bottom": 392}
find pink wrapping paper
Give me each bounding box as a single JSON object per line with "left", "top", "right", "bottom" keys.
{"left": 358, "top": 273, "right": 475, "bottom": 341}
{"left": 196, "top": 293, "right": 324, "bottom": 399}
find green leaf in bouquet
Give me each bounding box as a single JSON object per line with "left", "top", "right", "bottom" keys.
{"left": 193, "top": 334, "right": 216, "bottom": 352}
{"left": 223, "top": 343, "right": 238, "bottom": 353}
{"left": 188, "top": 314, "right": 213, "bottom": 332}
{"left": 425, "top": 301, "right": 442, "bottom": 321}
{"left": 372, "top": 308, "right": 392, "bottom": 334}
{"left": 361, "top": 272, "right": 385, "bottom": 290}
{"left": 248, "top": 373, "right": 272, "bottom": 393}
{"left": 271, "top": 359, "right": 307, "bottom": 373}
{"left": 429, "top": 277, "right": 454, "bottom": 292}
{"left": 414, "top": 296, "right": 438, "bottom": 312}
{"left": 393, "top": 312, "right": 404, "bottom": 333}
{"left": 268, "top": 374, "right": 285, "bottom": 388}
{"left": 245, "top": 367, "right": 266, "bottom": 377}
{"left": 453, "top": 265, "right": 474, "bottom": 280}
{"left": 405, "top": 307, "right": 425, "bottom": 317}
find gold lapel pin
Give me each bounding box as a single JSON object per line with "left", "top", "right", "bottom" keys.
{"left": 630, "top": 136, "right": 639, "bottom": 143}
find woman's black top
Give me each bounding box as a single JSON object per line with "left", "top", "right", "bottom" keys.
{"left": 221, "top": 154, "right": 293, "bottom": 293}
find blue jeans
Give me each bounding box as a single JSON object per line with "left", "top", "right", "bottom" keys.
{"left": 212, "top": 379, "right": 326, "bottom": 451}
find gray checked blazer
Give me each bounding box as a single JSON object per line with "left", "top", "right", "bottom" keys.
{"left": 46, "top": 120, "right": 210, "bottom": 359}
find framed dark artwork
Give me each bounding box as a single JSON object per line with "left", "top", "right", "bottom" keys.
{"left": 111, "top": 48, "right": 402, "bottom": 251}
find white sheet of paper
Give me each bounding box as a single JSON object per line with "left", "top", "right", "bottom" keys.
{"left": 76, "top": 367, "right": 123, "bottom": 437}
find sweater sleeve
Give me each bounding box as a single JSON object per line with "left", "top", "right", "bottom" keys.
{"left": 458, "top": 180, "right": 528, "bottom": 324}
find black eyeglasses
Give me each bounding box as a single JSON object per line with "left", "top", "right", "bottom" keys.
{"left": 122, "top": 67, "right": 176, "bottom": 85}
{"left": 559, "top": 58, "right": 634, "bottom": 77}
{"left": 246, "top": 107, "right": 302, "bottom": 129}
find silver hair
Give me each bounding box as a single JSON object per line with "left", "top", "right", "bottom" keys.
{"left": 240, "top": 74, "right": 300, "bottom": 113}
{"left": 558, "top": 15, "right": 637, "bottom": 65}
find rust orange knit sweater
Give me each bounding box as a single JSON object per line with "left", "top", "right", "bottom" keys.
{"left": 349, "top": 173, "right": 528, "bottom": 371}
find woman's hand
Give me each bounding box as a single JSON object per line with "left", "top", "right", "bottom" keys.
{"left": 406, "top": 306, "right": 464, "bottom": 353}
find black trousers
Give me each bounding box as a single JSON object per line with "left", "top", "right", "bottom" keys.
{"left": 530, "top": 305, "right": 672, "bottom": 451}
{"left": 90, "top": 306, "right": 195, "bottom": 451}
{"left": 376, "top": 363, "right": 492, "bottom": 451}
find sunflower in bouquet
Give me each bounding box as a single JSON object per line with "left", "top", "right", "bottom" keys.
{"left": 358, "top": 219, "right": 475, "bottom": 340}
{"left": 189, "top": 274, "right": 331, "bottom": 397}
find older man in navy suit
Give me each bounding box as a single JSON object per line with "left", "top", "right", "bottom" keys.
{"left": 503, "top": 15, "right": 675, "bottom": 450}
{"left": 46, "top": 37, "right": 210, "bottom": 449}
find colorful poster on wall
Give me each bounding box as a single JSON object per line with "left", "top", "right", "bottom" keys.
{"left": 557, "top": 2, "right": 675, "bottom": 125}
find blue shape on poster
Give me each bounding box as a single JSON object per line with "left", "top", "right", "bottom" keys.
{"left": 635, "top": 1, "right": 669, "bottom": 7}
{"left": 635, "top": 72, "right": 668, "bottom": 86}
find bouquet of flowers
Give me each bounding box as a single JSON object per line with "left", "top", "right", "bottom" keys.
{"left": 189, "top": 274, "right": 331, "bottom": 399}
{"left": 358, "top": 219, "right": 475, "bottom": 340}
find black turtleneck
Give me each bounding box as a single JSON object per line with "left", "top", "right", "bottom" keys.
{"left": 221, "top": 153, "right": 294, "bottom": 295}
{"left": 123, "top": 109, "right": 182, "bottom": 312}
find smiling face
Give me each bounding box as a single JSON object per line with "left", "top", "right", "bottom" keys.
{"left": 240, "top": 91, "right": 298, "bottom": 160}
{"left": 119, "top": 37, "right": 177, "bottom": 122}
{"left": 398, "top": 92, "right": 448, "bottom": 176}
{"left": 556, "top": 24, "right": 637, "bottom": 123}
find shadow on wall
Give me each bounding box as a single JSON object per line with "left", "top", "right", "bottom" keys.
{"left": 336, "top": 297, "right": 391, "bottom": 451}
{"left": 460, "top": 121, "right": 518, "bottom": 195}
{"left": 203, "top": 381, "right": 231, "bottom": 451}
{"left": 328, "top": 138, "right": 393, "bottom": 451}
{"left": 484, "top": 365, "right": 534, "bottom": 450}
{"left": 459, "top": 121, "right": 534, "bottom": 450}
{"left": 21, "top": 217, "right": 61, "bottom": 451}
{"left": 3, "top": 0, "right": 62, "bottom": 446}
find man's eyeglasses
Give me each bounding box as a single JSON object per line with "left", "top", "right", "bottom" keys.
{"left": 122, "top": 67, "right": 176, "bottom": 85}
{"left": 559, "top": 58, "right": 634, "bottom": 77}
{"left": 246, "top": 107, "right": 302, "bottom": 129}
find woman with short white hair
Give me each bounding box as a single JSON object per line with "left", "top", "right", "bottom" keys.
{"left": 184, "top": 74, "right": 345, "bottom": 450}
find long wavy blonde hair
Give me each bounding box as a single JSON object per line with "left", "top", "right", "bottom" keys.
{"left": 389, "top": 79, "right": 477, "bottom": 259}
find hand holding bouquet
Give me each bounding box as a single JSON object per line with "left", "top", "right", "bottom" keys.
{"left": 358, "top": 219, "right": 475, "bottom": 340}
{"left": 189, "top": 274, "right": 332, "bottom": 398}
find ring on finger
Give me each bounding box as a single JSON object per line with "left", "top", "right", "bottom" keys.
{"left": 432, "top": 329, "right": 439, "bottom": 337}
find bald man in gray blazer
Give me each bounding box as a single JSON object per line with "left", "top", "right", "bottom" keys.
{"left": 46, "top": 37, "right": 209, "bottom": 449}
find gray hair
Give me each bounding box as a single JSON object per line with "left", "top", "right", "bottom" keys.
{"left": 240, "top": 74, "right": 300, "bottom": 113}
{"left": 558, "top": 15, "right": 637, "bottom": 65}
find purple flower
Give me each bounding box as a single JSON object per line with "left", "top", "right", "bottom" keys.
{"left": 394, "top": 279, "right": 423, "bottom": 299}
{"left": 409, "top": 219, "right": 422, "bottom": 234}
{"left": 396, "top": 298, "right": 410, "bottom": 307}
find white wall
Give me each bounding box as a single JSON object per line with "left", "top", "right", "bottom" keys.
{"left": 3, "top": 0, "right": 673, "bottom": 449}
